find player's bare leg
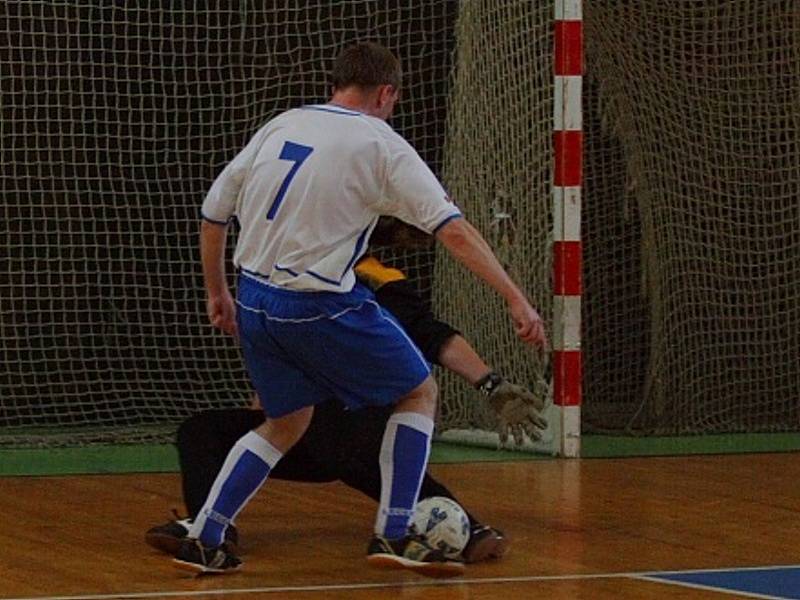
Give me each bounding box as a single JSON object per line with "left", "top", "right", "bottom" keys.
{"left": 251, "top": 406, "right": 314, "bottom": 453}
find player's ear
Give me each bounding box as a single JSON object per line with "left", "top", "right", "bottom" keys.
{"left": 377, "top": 84, "right": 397, "bottom": 108}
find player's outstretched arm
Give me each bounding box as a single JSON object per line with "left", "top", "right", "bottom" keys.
{"left": 435, "top": 334, "right": 491, "bottom": 385}
{"left": 365, "top": 253, "right": 548, "bottom": 444}
{"left": 200, "top": 219, "right": 237, "bottom": 337}
{"left": 435, "top": 217, "right": 547, "bottom": 349}
{"left": 438, "top": 335, "right": 548, "bottom": 444}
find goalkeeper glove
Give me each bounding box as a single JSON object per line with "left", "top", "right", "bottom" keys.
{"left": 476, "top": 372, "right": 548, "bottom": 445}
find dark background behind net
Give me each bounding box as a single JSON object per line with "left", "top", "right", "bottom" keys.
{"left": 582, "top": 1, "right": 800, "bottom": 434}
{"left": 2, "top": 1, "right": 799, "bottom": 447}
{"left": 0, "top": 1, "right": 455, "bottom": 444}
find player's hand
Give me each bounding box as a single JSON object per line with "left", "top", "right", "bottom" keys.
{"left": 482, "top": 375, "right": 549, "bottom": 445}
{"left": 508, "top": 297, "right": 548, "bottom": 349}
{"left": 207, "top": 290, "right": 238, "bottom": 337}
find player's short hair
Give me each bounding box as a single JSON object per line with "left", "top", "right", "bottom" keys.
{"left": 331, "top": 42, "right": 402, "bottom": 91}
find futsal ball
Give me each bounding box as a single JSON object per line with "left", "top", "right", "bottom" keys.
{"left": 412, "top": 496, "right": 471, "bottom": 559}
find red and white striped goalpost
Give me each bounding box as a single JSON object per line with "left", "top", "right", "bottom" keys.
{"left": 553, "top": 0, "right": 583, "bottom": 457}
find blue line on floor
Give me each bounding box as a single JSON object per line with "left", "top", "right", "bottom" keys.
{"left": 642, "top": 566, "right": 800, "bottom": 599}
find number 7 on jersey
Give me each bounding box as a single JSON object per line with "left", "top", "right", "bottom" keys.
{"left": 267, "top": 141, "right": 314, "bottom": 220}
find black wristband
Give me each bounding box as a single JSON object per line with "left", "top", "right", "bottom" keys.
{"left": 475, "top": 371, "right": 503, "bottom": 396}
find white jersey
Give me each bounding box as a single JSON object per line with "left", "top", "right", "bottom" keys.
{"left": 201, "top": 103, "right": 461, "bottom": 292}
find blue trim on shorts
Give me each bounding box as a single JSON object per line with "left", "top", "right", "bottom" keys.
{"left": 236, "top": 274, "right": 430, "bottom": 418}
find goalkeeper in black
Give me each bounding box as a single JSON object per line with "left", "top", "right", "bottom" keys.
{"left": 146, "top": 253, "right": 547, "bottom": 564}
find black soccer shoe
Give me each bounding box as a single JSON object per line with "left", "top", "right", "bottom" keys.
{"left": 145, "top": 511, "right": 239, "bottom": 555}
{"left": 461, "top": 525, "right": 509, "bottom": 563}
{"left": 367, "top": 532, "right": 465, "bottom": 578}
{"left": 173, "top": 538, "right": 242, "bottom": 575}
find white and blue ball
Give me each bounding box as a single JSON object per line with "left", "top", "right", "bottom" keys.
{"left": 412, "top": 496, "right": 471, "bottom": 559}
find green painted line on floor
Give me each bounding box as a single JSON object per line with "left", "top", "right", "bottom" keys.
{"left": 2, "top": 433, "right": 799, "bottom": 476}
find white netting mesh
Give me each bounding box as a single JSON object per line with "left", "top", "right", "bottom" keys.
{"left": 582, "top": 1, "right": 800, "bottom": 433}
{"left": 434, "top": 1, "right": 553, "bottom": 435}
{"left": 3, "top": 1, "right": 800, "bottom": 448}
{"left": 0, "top": 1, "right": 457, "bottom": 447}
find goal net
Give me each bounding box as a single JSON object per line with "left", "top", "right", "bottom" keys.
{"left": 438, "top": 0, "right": 800, "bottom": 440}
{"left": 430, "top": 1, "right": 554, "bottom": 447}
{"left": 0, "top": 2, "right": 458, "bottom": 447}
{"left": 2, "top": 1, "right": 799, "bottom": 450}
{"left": 581, "top": 1, "right": 800, "bottom": 434}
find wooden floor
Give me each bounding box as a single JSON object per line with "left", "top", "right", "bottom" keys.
{"left": 1, "top": 453, "right": 798, "bottom": 599}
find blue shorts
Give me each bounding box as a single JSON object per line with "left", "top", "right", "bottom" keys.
{"left": 236, "top": 274, "right": 431, "bottom": 418}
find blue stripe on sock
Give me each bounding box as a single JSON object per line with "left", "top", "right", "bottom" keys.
{"left": 384, "top": 423, "right": 429, "bottom": 539}
{"left": 199, "top": 449, "right": 271, "bottom": 546}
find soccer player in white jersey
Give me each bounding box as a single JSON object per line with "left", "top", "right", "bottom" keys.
{"left": 175, "top": 42, "right": 547, "bottom": 577}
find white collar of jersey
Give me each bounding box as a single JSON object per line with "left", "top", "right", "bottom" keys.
{"left": 302, "top": 103, "right": 363, "bottom": 116}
